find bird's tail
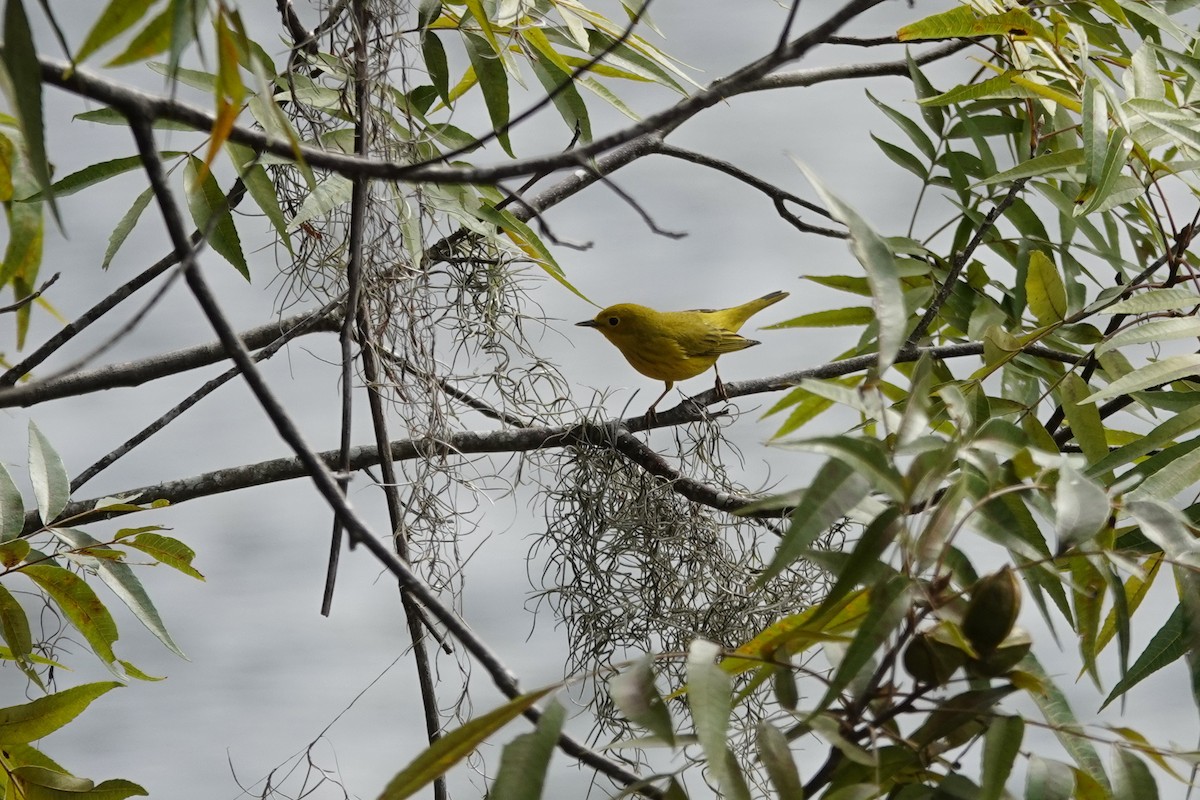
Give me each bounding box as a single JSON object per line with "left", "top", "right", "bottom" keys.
{"left": 722, "top": 290, "right": 789, "bottom": 331}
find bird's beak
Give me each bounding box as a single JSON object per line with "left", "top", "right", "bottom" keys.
{"left": 575, "top": 319, "right": 599, "bottom": 328}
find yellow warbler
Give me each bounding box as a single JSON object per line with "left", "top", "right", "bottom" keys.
{"left": 576, "top": 290, "right": 788, "bottom": 417}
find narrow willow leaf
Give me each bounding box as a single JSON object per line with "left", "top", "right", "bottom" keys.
{"left": 1060, "top": 374, "right": 1108, "bottom": 468}
{"left": 1102, "top": 602, "right": 1185, "bottom": 712}
{"left": 1055, "top": 459, "right": 1110, "bottom": 550}
{"left": 20, "top": 153, "right": 186, "bottom": 202}
{"left": 1089, "top": 403, "right": 1200, "bottom": 476}
{"left": 106, "top": 6, "right": 173, "bottom": 66}
{"left": 873, "top": 135, "right": 928, "bottom": 179}
{"left": 52, "top": 528, "right": 185, "bottom": 658}
{"left": 489, "top": 699, "right": 565, "bottom": 800}
{"left": 184, "top": 155, "right": 249, "bottom": 279}
{"left": 0, "top": 682, "right": 121, "bottom": 744}
{"left": 463, "top": 32, "right": 512, "bottom": 157}
{"left": 723, "top": 589, "right": 867, "bottom": 675}
{"left": 123, "top": 532, "right": 203, "bottom": 579}
{"left": 610, "top": 655, "right": 674, "bottom": 746}
{"left": 768, "top": 307, "right": 875, "bottom": 328}
{"left": 1128, "top": 438, "right": 1200, "bottom": 502}
{"left": 0, "top": 462, "right": 23, "bottom": 541}
{"left": 1113, "top": 748, "right": 1158, "bottom": 800}
{"left": 422, "top": 30, "right": 451, "bottom": 106}
{"left": 470, "top": 203, "right": 589, "bottom": 302}
{"left": 1103, "top": 287, "right": 1199, "bottom": 314}
{"left": 2, "top": 0, "right": 59, "bottom": 227}
{"left": 1076, "top": 130, "right": 1133, "bottom": 216}
{"left": 867, "top": 90, "right": 935, "bottom": 159}
{"left": 777, "top": 436, "right": 906, "bottom": 501}
{"left": 979, "top": 149, "right": 1084, "bottom": 185}
{"left": 287, "top": 174, "right": 353, "bottom": 232}
{"left": 920, "top": 71, "right": 1047, "bottom": 108}
{"left": 75, "top": 0, "right": 158, "bottom": 62}
{"left": 910, "top": 686, "right": 1015, "bottom": 748}
{"left": 981, "top": 714, "right": 1024, "bottom": 800}
{"left": 897, "top": 6, "right": 1048, "bottom": 40}
{"left": 530, "top": 53, "right": 592, "bottom": 143}
{"left": 751, "top": 459, "right": 871, "bottom": 587}
{"left": 1026, "top": 755, "right": 1074, "bottom": 800}
{"left": 21, "top": 564, "right": 119, "bottom": 664}
{"left": 0, "top": 583, "right": 31, "bottom": 661}
{"left": 815, "top": 576, "right": 910, "bottom": 714}
{"left": 226, "top": 142, "right": 292, "bottom": 255}
{"left": 1023, "top": 654, "right": 1110, "bottom": 788}
{"left": 1026, "top": 251, "right": 1068, "bottom": 325}
{"left": 1098, "top": 317, "right": 1200, "bottom": 356}
{"left": 814, "top": 508, "right": 902, "bottom": 619}
{"left": 1082, "top": 354, "right": 1200, "bottom": 404}
{"left": 686, "top": 640, "right": 750, "bottom": 800}
{"left": 796, "top": 162, "right": 904, "bottom": 373}
{"left": 378, "top": 687, "right": 554, "bottom": 800}
{"left": 103, "top": 186, "right": 154, "bottom": 269}
{"left": 28, "top": 421, "right": 68, "bottom": 523}
{"left": 1096, "top": 554, "right": 1161, "bottom": 655}
{"left": 756, "top": 721, "right": 803, "bottom": 800}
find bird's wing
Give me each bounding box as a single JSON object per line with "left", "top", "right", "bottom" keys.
{"left": 677, "top": 324, "right": 759, "bottom": 358}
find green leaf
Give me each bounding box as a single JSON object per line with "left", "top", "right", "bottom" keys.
{"left": 1098, "top": 317, "right": 1200, "bottom": 356}
{"left": 609, "top": 655, "right": 674, "bottom": 746}
{"left": 529, "top": 52, "right": 592, "bottom": 143}
{"left": 422, "top": 31, "right": 451, "bottom": 106}
{"left": 106, "top": 6, "right": 173, "bottom": 66}
{"left": 2, "top": 0, "right": 59, "bottom": 228}
{"left": 768, "top": 306, "right": 875, "bottom": 329}
{"left": 1113, "top": 749, "right": 1158, "bottom": 800}
{"left": 287, "top": 174, "right": 353, "bottom": 232}
{"left": 470, "top": 203, "right": 589, "bottom": 302}
{"left": 184, "top": 155, "right": 249, "bottom": 279}
{"left": 1055, "top": 459, "right": 1110, "bottom": 550}
{"left": 979, "top": 149, "right": 1085, "bottom": 186}
{"left": 0, "top": 582, "right": 31, "bottom": 661}
{"left": 489, "top": 699, "right": 564, "bottom": 800}
{"left": 1103, "top": 287, "right": 1199, "bottom": 314}
{"left": 53, "top": 528, "right": 186, "bottom": 658}
{"left": 814, "top": 507, "right": 902, "bottom": 619}
{"left": 378, "top": 686, "right": 554, "bottom": 800}
{"left": 463, "top": 32, "right": 513, "bottom": 157}
{"left": 867, "top": 90, "right": 934, "bottom": 159}
{"left": 1129, "top": 437, "right": 1200, "bottom": 502}
{"left": 756, "top": 721, "right": 803, "bottom": 800}
{"left": 1026, "top": 250, "right": 1068, "bottom": 325}
{"left": 103, "top": 186, "right": 154, "bottom": 269}
{"left": 776, "top": 436, "right": 906, "bottom": 502}
{"left": 873, "top": 135, "right": 928, "bottom": 180}
{"left": 686, "top": 640, "right": 750, "bottom": 800}
{"left": 910, "top": 686, "right": 1015, "bottom": 748}
{"left": 0, "top": 461, "right": 24, "bottom": 541}
{"left": 226, "top": 142, "right": 292, "bottom": 255}
{"left": 0, "top": 682, "right": 121, "bottom": 744}
{"left": 1023, "top": 654, "right": 1110, "bottom": 789}
{"left": 751, "top": 459, "right": 871, "bottom": 587}
{"left": 28, "top": 421, "right": 68, "bottom": 523}
{"left": 19, "top": 153, "right": 186, "bottom": 202}
{"left": 796, "top": 162, "right": 904, "bottom": 373}
{"left": 1060, "top": 374, "right": 1108, "bottom": 468}
{"left": 1088, "top": 403, "right": 1200, "bottom": 477}
{"left": 920, "top": 71, "right": 1049, "bottom": 108}
{"left": 1082, "top": 354, "right": 1200, "bottom": 404}
{"left": 1102, "top": 602, "right": 1186, "bottom": 710}
{"left": 815, "top": 576, "right": 910, "bottom": 714}
{"left": 22, "top": 564, "right": 119, "bottom": 665}
{"left": 897, "top": 6, "right": 1048, "bottom": 41}
{"left": 1026, "top": 756, "right": 1074, "bottom": 800}
{"left": 76, "top": 0, "right": 158, "bottom": 63}
{"left": 123, "top": 532, "right": 203, "bottom": 579}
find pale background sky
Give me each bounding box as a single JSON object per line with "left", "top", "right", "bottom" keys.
{"left": 1, "top": 1, "right": 1194, "bottom": 798}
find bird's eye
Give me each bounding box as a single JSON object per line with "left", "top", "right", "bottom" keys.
{"left": 607, "top": 316, "right": 619, "bottom": 326}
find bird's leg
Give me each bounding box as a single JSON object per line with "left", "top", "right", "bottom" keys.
{"left": 644, "top": 382, "right": 672, "bottom": 426}
{"left": 713, "top": 365, "right": 728, "bottom": 401}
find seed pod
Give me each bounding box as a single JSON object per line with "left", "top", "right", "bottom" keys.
{"left": 966, "top": 628, "right": 1032, "bottom": 678}
{"left": 962, "top": 568, "right": 1021, "bottom": 656}
{"left": 903, "top": 630, "right": 966, "bottom": 686}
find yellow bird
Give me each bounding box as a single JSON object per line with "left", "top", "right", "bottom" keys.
{"left": 576, "top": 290, "right": 788, "bottom": 418}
